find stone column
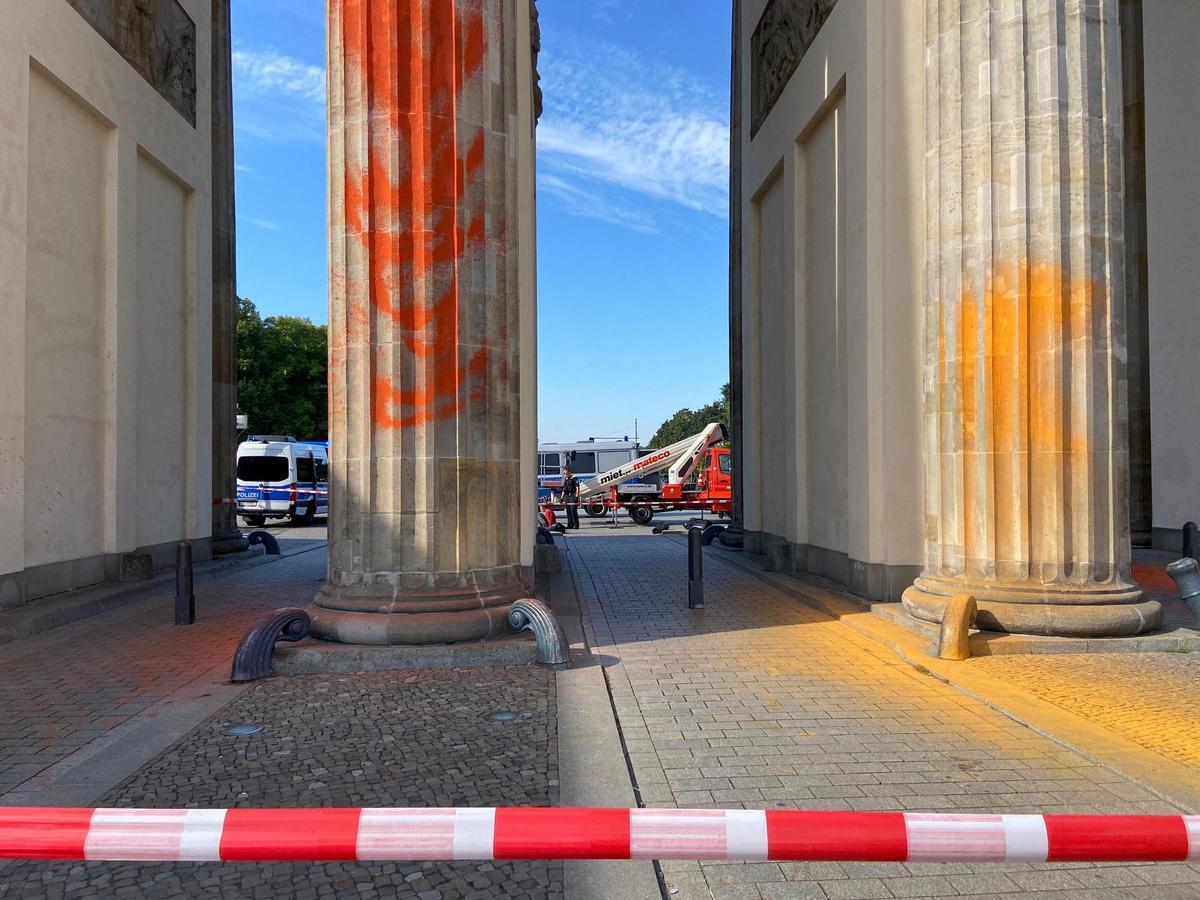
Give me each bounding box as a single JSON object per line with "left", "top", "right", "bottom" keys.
{"left": 210, "top": 0, "right": 247, "bottom": 554}
{"left": 1119, "top": 0, "right": 1152, "bottom": 546}
{"left": 904, "top": 0, "right": 1161, "bottom": 636}
{"left": 312, "top": 0, "right": 529, "bottom": 645}
{"left": 727, "top": 0, "right": 745, "bottom": 544}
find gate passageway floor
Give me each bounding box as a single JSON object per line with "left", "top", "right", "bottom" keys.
{"left": 568, "top": 531, "right": 1200, "bottom": 899}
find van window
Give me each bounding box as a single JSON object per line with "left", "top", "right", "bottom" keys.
{"left": 296, "top": 456, "right": 316, "bottom": 483}
{"left": 238, "top": 456, "right": 289, "bottom": 482}
{"left": 539, "top": 452, "right": 561, "bottom": 476}
{"left": 572, "top": 451, "right": 597, "bottom": 473}
{"left": 596, "top": 451, "right": 628, "bottom": 474}
{"left": 315, "top": 458, "right": 328, "bottom": 483}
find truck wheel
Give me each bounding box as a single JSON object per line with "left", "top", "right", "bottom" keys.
{"left": 586, "top": 502, "right": 606, "bottom": 518}
{"left": 244, "top": 514, "right": 266, "bottom": 527}
{"left": 629, "top": 505, "right": 654, "bottom": 526}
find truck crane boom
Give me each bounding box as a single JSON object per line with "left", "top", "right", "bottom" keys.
{"left": 577, "top": 422, "right": 728, "bottom": 501}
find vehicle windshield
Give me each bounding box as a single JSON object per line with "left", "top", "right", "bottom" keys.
{"left": 237, "top": 455, "right": 289, "bottom": 483}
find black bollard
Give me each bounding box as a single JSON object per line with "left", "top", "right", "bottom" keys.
{"left": 688, "top": 525, "right": 704, "bottom": 609}
{"left": 175, "top": 540, "right": 195, "bottom": 625}
{"left": 1184, "top": 522, "right": 1198, "bottom": 562}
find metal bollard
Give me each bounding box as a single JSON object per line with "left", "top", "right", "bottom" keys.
{"left": 688, "top": 526, "right": 704, "bottom": 609}
{"left": 936, "top": 594, "right": 976, "bottom": 661}
{"left": 1166, "top": 557, "right": 1200, "bottom": 618}
{"left": 1183, "top": 521, "right": 1198, "bottom": 561}
{"left": 175, "top": 540, "right": 195, "bottom": 625}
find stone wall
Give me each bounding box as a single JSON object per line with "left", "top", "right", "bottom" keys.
{"left": 1143, "top": 1, "right": 1200, "bottom": 551}
{"left": 737, "top": 0, "right": 924, "bottom": 602}
{"left": 0, "top": 0, "right": 214, "bottom": 607}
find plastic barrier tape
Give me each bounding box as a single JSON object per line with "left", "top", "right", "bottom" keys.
{"left": 1, "top": 808, "right": 1198, "bottom": 863}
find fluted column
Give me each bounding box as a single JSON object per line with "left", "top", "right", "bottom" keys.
{"left": 904, "top": 0, "right": 1161, "bottom": 636}
{"left": 210, "top": 0, "right": 247, "bottom": 554}
{"left": 312, "top": 0, "right": 530, "bottom": 645}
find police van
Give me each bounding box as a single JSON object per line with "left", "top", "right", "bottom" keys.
{"left": 236, "top": 436, "right": 329, "bottom": 526}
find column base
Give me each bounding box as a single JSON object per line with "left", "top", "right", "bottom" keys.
{"left": 309, "top": 566, "right": 527, "bottom": 645}
{"left": 211, "top": 527, "right": 249, "bottom": 556}
{"left": 902, "top": 575, "right": 1161, "bottom": 637}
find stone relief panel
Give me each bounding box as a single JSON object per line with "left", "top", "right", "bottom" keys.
{"left": 65, "top": 0, "right": 197, "bottom": 125}
{"left": 531, "top": 0, "right": 543, "bottom": 122}
{"left": 751, "top": 0, "right": 838, "bottom": 136}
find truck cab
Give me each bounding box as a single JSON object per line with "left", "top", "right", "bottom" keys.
{"left": 660, "top": 446, "right": 731, "bottom": 515}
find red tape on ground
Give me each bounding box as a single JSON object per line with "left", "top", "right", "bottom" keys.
{"left": 0, "top": 808, "right": 1197, "bottom": 863}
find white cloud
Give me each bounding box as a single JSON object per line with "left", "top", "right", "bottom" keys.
{"left": 232, "top": 48, "right": 325, "bottom": 103}
{"left": 538, "top": 173, "right": 658, "bottom": 234}
{"left": 537, "top": 31, "right": 729, "bottom": 221}
{"left": 241, "top": 217, "right": 280, "bottom": 231}
{"left": 232, "top": 46, "right": 325, "bottom": 144}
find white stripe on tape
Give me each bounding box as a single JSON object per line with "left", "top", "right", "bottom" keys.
{"left": 631, "top": 809, "right": 727, "bottom": 859}
{"left": 357, "top": 809, "right": 457, "bottom": 860}
{"left": 725, "top": 810, "right": 769, "bottom": 860}
{"left": 85, "top": 809, "right": 189, "bottom": 861}
{"left": 179, "top": 809, "right": 227, "bottom": 861}
{"left": 1002, "top": 815, "right": 1049, "bottom": 862}
{"left": 452, "top": 808, "right": 495, "bottom": 860}
{"left": 905, "top": 814, "right": 1006, "bottom": 862}
{"left": 1185, "top": 816, "right": 1200, "bottom": 862}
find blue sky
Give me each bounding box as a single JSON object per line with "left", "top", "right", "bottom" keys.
{"left": 231, "top": 1, "right": 731, "bottom": 444}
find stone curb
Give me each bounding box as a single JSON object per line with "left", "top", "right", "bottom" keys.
{"left": 870, "top": 597, "right": 1200, "bottom": 655}
{"left": 546, "top": 543, "right": 664, "bottom": 900}
{"left": 272, "top": 634, "right": 539, "bottom": 674}
{"left": 699, "top": 542, "right": 1200, "bottom": 816}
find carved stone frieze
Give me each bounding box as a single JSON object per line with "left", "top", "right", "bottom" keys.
{"left": 750, "top": 0, "right": 837, "bottom": 136}
{"left": 65, "top": 0, "right": 197, "bottom": 125}
{"left": 531, "top": 0, "right": 543, "bottom": 122}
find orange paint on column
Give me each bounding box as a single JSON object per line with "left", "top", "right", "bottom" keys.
{"left": 937, "top": 263, "right": 1108, "bottom": 572}
{"left": 335, "top": 0, "right": 498, "bottom": 430}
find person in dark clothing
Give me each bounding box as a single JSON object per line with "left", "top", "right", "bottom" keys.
{"left": 562, "top": 467, "right": 581, "bottom": 530}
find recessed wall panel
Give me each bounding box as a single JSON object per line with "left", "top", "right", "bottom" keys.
{"left": 23, "top": 68, "right": 110, "bottom": 569}
{"left": 803, "top": 102, "right": 847, "bottom": 553}
{"left": 135, "top": 153, "right": 190, "bottom": 547}
{"left": 755, "top": 174, "right": 795, "bottom": 540}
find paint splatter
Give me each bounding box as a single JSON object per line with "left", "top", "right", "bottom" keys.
{"left": 331, "top": 0, "right": 501, "bottom": 430}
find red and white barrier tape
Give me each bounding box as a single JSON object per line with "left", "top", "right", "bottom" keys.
{"left": 2, "top": 808, "right": 1198, "bottom": 863}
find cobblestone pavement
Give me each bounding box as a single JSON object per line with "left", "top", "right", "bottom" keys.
{"left": 968, "top": 653, "right": 1200, "bottom": 768}
{"left": 569, "top": 532, "right": 1200, "bottom": 899}
{"left": 0, "top": 546, "right": 328, "bottom": 798}
{"left": 0, "top": 668, "right": 561, "bottom": 899}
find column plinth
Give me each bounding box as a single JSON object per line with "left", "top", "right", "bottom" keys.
{"left": 905, "top": 0, "right": 1160, "bottom": 637}
{"left": 313, "top": 0, "right": 532, "bottom": 645}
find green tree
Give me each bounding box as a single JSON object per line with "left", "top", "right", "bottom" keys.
{"left": 648, "top": 383, "right": 731, "bottom": 448}
{"left": 237, "top": 297, "right": 328, "bottom": 439}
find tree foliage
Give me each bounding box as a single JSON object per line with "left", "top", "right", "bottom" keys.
{"left": 237, "top": 297, "right": 328, "bottom": 440}
{"left": 648, "top": 384, "right": 731, "bottom": 448}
